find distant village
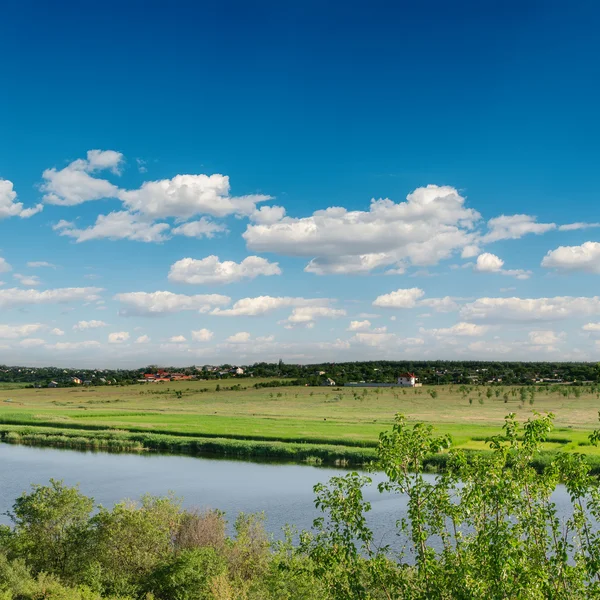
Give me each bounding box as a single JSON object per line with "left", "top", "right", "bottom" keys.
{"left": 1, "top": 360, "right": 598, "bottom": 388}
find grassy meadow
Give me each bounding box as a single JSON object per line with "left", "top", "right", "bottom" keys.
{"left": 0, "top": 378, "right": 599, "bottom": 464}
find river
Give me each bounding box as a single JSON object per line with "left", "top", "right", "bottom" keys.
{"left": 0, "top": 443, "right": 576, "bottom": 555}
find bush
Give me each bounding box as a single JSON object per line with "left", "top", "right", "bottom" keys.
{"left": 148, "top": 548, "right": 226, "bottom": 600}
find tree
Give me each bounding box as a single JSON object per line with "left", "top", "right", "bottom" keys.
{"left": 8, "top": 479, "right": 94, "bottom": 579}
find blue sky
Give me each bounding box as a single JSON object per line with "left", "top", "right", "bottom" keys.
{"left": 1, "top": 0, "right": 599, "bottom": 367}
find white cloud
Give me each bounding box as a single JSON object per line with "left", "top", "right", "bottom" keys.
{"left": 0, "top": 258, "right": 11, "bottom": 273}
{"left": 473, "top": 253, "right": 531, "bottom": 280}
{"left": 0, "top": 324, "right": 44, "bottom": 339}
{"left": 119, "top": 174, "right": 271, "bottom": 220}
{"left": 256, "top": 335, "right": 275, "bottom": 342}
{"left": 0, "top": 287, "right": 103, "bottom": 310}
{"left": 135, "top": 334, "right": 151, "bottom": 344}
{"left": 13, "top": 274, "right": 41, "bottom": 287}
{"left": 212, "top": 296, "right": 330, "bottom": 317}
{"left": 191, "top": 328, "right": 214, "bottom": 342}
{"left": 27, "top": 261, "right": 56, "bottom": 269}
{"left": 373, "top": 287, "right": 425, "bottom": 309}
{"left": 281, "top": 306, "right": 346, "bottom": 328}
{"left": 467, "top": 340, "right": 513, "bottom": 355}
{"left": 423, "top": 322, "right": 489, "bottom": 337}
{"left": 350, "top": 332, "right": 399, "bottom": 347}
{"left": 348, "top": 320, "right": 371, "bottom": 331}
{"left": 115, "top": 291, "right": 231, "bottom": 316}
{"left": 305, "top": 254, "right": 401, "bottom": 275}
{"left": 172, "top": 218, "right": 227, "bottom": 239}
{"left": 41, "top": 150, "right": 123, "bottom": 206}
{"left": 19, "top": 338, "right": 46, "bottom": 348}
{"left": 46, "top": 340, "right": 102, "bottom": 350}
{"left": 541, "top": 242, "right": 600, "bottom": 274}
{"left": 461, "top": 296, "right": 600, "bottom": 322}
{"left": 250, "top": 205, "right": 286, "bottom": 224}
{"left": 245, "top": 185, "right": 480, "bottom": 273}
{"left": 528, "top": 330, "right": 564, "bottom": 346}
{"left": 55, "top": 211, "right": 170, "bottom": 243}
{"left": 50, "top": 328, "right": 65, "bottom": 336}
{"left": 483, "top": 214, "right": 556, "bottom": 242}
{"left": 168, "top": 255, "right": 281, "bottom": 285}
{"left": 73, "top": 320, "right": 107, "bottom": 331}
{"left": 474, "top": 252, "right": 504, "bottom": 272}
{"left": 419, "top": 296, "right": 460, "bottom": 313}
{"left": 0, "top": 179, "right": 43, "bottom": 219}
{"left": 583, "top": 323, "right": 600, "bottom": 332}
{"left": 226, "top": 331, "right": 252, "bottom": 343}
{"left": 350, "top": 332, "right": 425, "bottom": 348}
{"left": 461, "top": 244, "right": 480, "bottom": 258}
{"left": 108, "top": 331, "right": 130, "bottom": 344}
{"left": 169, "top": 335, "right": 187, "bottom": 343}
{"left": 558, "top": 222, "right": 600, "bottom": 231}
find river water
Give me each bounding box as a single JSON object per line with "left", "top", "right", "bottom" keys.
{"left": 0, "top": 443, "right": 576, "bottom": 554}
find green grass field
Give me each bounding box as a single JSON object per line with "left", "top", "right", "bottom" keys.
{"left": 0, "top": 379, "right": 599, "bottom": 460}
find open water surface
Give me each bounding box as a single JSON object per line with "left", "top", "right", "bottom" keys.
{"left": 0, "top": 443, "right": 576, "bottom": 555}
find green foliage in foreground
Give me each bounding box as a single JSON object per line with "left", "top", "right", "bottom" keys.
{"left": 3, "top": 413, "right": 600, "bottom": 598}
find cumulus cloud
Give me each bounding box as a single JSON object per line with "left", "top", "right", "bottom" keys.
{"left": 250, "top": 205, "right": 286, "bottom": 224}
{"left": 473, "top": 252, "right": 531, "bottom": 279}
{"left": 226, "top": 331, "right": 252, "bottom": 343}
{"left": 119, "top": 174, "right": 271, "bottom": 220}
{"left": 541, "top": 242, "right": 600, "bottom": 274}
{"left": 0, "top": 287, "right": 103, "bottom": 310}
{"left": 169, "top": 335, "right": 187, "bottom": 343}
{"left": 0, "top": 179, "right": 43, "bottom": 220}
{"left": 41, "top": 150, "right": 123, "bottom": 206}
{"left": 168, "top": 255, "right": 281, "bottom": 285}
{"left": 373, "top": 288, "right": 425, "bottom": 309}
{"left": 0, "top": 323, "right": 45, "bottom": 339}
{"left": 419, "top": 296, "right": 461, "bottom": 313}
{"left": 245, "top": 185, "right": 480, "bottom": 274}
{"left": 135, "top": 334, "right": 151, "bottom": 344}
{"left": 0, "top": 258, "right": 11, "bottom": 273}
{"left": 115, "top": 291, "right": 231, "bottom": 316}
{"left": 172, "top": 218, "right": 227, "bottom": 239}
{"left": 350, "top": 332, "right": 425, "bottom": 348}
{"left": 50, "top": 328, "right": 65, "bottom": 336}
{"left": 305, "top": 254, "right": 400, "bottom": 275}
{"left": 422, "top": 322, "right": 489, "bottom": 337}
{"left": 212, "top": 296, "right": 330, "bottom": 317}
{"left": 13, "top": 274, "right": 41, "bottom": 287}
{"left": 19, "top": 338, "right": 46, "bottom": 348}
{"left": 348, "top": 320, "right": 371, "bottom": 331}
{"left": 461, "top": 296, "right": 600, "bottom": 322}
{"left": 280, "top": 306, "right": 346, "bottom": 328}
{"left": 27, "top": 261, "right": 56, "bottom": 269}
{"left": 583, "top": 323, "right": 600, "bottom": 332}
{"left": 482, "top": 214, "right": 556, "bottom": 242}
{"left": 108, "top": 331, "right": 130, "bottom": 344}
{"left": 42, "top": 151, "right": 275, "bottom": 243}
{"left": 55, "top": 211, "right": 170, "bottom": 243}
{"left": 73, "top": 320, "right": 107, "bottom": 331}
{"left": 47, "top": 340, "right": 102, "bottom": 350}
{"left": 528, "top": 330, "right": 564, "bottom": 346}
{"left": 191, "top": 328, "right": 214, "bottom": 342}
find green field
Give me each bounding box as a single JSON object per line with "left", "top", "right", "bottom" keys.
{"left": 0, "top": 379, "right": 599, "bottom": 463}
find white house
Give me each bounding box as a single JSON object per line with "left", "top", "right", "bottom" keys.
{"left": 397, "top": 373, "right": 417, "bottom": 387}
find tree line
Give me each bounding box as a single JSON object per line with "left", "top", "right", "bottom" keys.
{"left": 2, "top": 360, "right": 600, "bottom": 388}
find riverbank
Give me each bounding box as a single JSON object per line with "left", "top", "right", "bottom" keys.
{"left": 3, "top": 423, "right": 600, "bottom": 474}
{"left": 0, "top": 424, "right": 377, "bottom": 467}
